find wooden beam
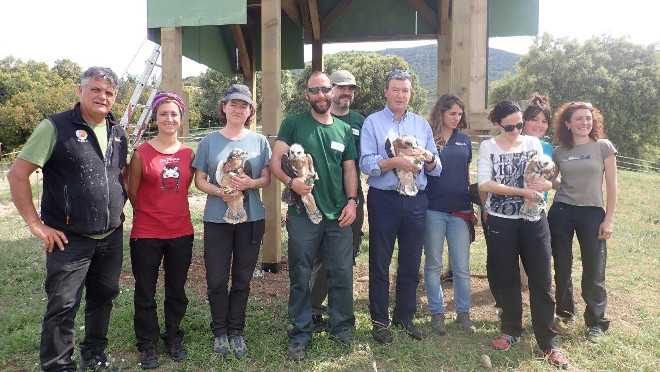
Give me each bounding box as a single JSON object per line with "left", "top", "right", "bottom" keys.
{"left": 232, "top": 25, "right": 252, "bottom": 83}
{"left": 308, "top": 0, "right": 321, "bottom": 40}
{"left": 281, "top": 0, "right": 301, "bottom": 26}
{"left": 469, "top": 0, "right": 487, "bottom": 113}
{"left": 450, "top": 0, "right": 471, "bottom": 101}
{"left": 437, "top": 0, "right": 451, "bottom": 97}
{"left": 261, "top": 0, "right": 283, "bottom": 271}
{"left": 440, "top": 0, "right": 450, "bottom": 35}
{"left": 405, "top": 0, "right": 438, "bottom": 30}
{"left": 321, "top": 34, "right": 438, "bottom": 43}
{"left": 312, "top": 39, "right": 323, "bottom": 71}
{"left": 321, "top": 0, "right": 358, "bottom": 36}
{"left": 161, "top": 27, "right": 189, "bottom": 138}
{"left": 298, "top": 0, "right": 311, "bottom": 28}
{"left": 243, "top": 26, "right": 258, "bottom": 132}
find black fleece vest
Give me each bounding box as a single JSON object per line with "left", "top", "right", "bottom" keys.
{"left": 41, "top": 103, "right": 128, "bottom": 235}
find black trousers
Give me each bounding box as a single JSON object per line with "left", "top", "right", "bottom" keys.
{"left": 204, "top": 220, "right": 265, "bottom": 337}
{"left": 41, "top": 228, "right": 123, "bottom": 371}
{"left": 130, "top": 235, "right": 193, "bottom": 351}
{"left": 548, "top": 202, "right": 610, "bottom": 331}
{"left": 485, "top": 214, "right": 558, "bottom": 350}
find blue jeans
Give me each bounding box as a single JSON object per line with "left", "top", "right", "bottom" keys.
{"left": 40, "top": 228, "right": 123, "bottom": 371}
{"left": 286, "top": 216, "right": 354, "bottom": 345}
{"left": 423, "top": 210, "right": 472, "bottom": 315}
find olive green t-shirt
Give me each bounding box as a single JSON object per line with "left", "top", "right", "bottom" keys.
{"left": 553, "top": 139, "right": 617, "bottom": 208}
{"left": 277, "top": 111, "right": 358, "bottom": 220}
{"left": 19, "top": 118, "right": 114, "bottom": 239}
{"left": 333, "top": 111, "right": 365, "bottom": 194}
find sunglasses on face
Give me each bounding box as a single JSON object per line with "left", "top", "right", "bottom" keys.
{"left": 500, "top": 122, "right": 524, "bottom": 132}
{"left": 307, "top": 86, "right": 332, "bottom": 94}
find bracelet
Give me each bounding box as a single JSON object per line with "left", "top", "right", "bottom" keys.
{"left": 287, "top": 178, "right": 294, "bottom": 189}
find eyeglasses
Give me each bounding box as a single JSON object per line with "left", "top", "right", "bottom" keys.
{"left": 386, "top": 69, "right": 411, "bottom": 83}
{"left": 500, "top": 122, "right": 524, "bottom": 132}
{"left": 307, "top": 86, "right": 332, "bottom": 94}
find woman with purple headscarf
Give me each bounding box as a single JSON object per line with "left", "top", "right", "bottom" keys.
{"left": 128, "top": 92, "right": 195, "bottom": 369}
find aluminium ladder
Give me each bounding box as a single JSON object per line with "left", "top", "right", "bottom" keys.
{"left": 120, "top": 45, "right": 162, "bottom": 148}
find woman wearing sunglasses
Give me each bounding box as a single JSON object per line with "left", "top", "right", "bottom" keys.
{"left": 548, "top": 102, "right": 617, "bottom": 344}
{"left": 476, "top": 100, "right": 568, "bottom": 368}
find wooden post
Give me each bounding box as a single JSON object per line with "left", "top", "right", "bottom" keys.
{"left": 469, "top": 0, "right": 487, "bottom": 113}
{"left": 437, "top": 0, "right": 451, "bottom": 97}
{"left": 261, "top": 0, "right": 282, "bottom": 272}
{"left": 160, "top": 27, "right": 189, "bottom": 138}
{"left": 450, "top": 0, "right": 471, "bottom": 109}
{"left": 312, "top": 39, "right": 324, "bottom": 72}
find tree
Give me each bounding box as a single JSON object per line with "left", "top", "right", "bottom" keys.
{"left": 52, "top": 59, "right": 82, "bottom": 85}
{"left": 284, "top": 52, "right": 427, "bottom": 118}
{"left": 490, "top": 34, "right": 660, "bottom": 158}
{"left": 0, "top": 84, "right": 78, "bottom": 151}
{"left": 193, "top": 69, "right": 241, "bottom": 127}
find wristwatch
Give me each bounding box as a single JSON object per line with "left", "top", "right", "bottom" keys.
{"left": 425, "top": 154, "right": 436, "bottom": 164}
{"left": 347, "top": 196, "right": 359, "bottom": 205}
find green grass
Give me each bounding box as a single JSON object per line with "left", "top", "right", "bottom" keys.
{"left": 0, "top": 169, "right": 659, "bottom": 371}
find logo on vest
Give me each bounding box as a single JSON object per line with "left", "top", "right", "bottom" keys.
{"left": 75, "top": 130, "right": 88, "bottom": 143}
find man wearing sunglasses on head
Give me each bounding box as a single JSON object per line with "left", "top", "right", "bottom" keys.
{"left": 360, "top": 69, "right": 441, "bottom": 344}
{"left": 270, "top": 71, "right": 359, "bottom": 361}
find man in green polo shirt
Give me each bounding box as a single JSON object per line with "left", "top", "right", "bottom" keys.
{"left": 309, "top": 70, "right": 366, "bottom": 333}
{"left": 270, "top": 71, "right": 359, "bottom": 361}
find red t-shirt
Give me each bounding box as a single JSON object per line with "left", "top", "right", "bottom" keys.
{"left": 130, "top": 142, "right": 194, "bottom": 239}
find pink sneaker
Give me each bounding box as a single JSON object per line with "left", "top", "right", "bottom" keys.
{"left": 493, "top": 334, "right": 520, "bottom": 351}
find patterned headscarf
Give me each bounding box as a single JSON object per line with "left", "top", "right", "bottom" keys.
{"left": 151, "top": 92, "right": 186, "bottom": 118}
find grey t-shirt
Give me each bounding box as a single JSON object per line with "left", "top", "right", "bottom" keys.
{"left": 553, "top": 139, "right": 617, "bottom": 208}
{"left": 192, "top": 131, "right": 272, "bottom": 223}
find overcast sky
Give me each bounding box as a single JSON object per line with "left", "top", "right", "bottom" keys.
{"left": 1, "top": 0, "right": 658, "bottom": 78}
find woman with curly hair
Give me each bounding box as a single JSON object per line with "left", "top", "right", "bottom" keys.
{"left": 549, "top": 102, "right": 617, "bottom": 344}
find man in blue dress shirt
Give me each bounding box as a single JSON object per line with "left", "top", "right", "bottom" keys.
{"left": 360, "top": 70, "right": 441, "bottom": 343}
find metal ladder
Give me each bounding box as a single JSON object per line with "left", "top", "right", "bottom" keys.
{"left": 120, "top": 45, "right": 162, "bottom": 148}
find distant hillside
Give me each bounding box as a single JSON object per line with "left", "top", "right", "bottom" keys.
{"left": 375, "top": 44, "right": 520, "bottom": 110}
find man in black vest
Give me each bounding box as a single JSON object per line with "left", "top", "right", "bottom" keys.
{"left": 8, "top": 67, "right": 128, "bottom": 371}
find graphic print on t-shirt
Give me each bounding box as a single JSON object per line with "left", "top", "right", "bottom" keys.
{"left": 161, "top": 163, "right": 181, "bottom": 191}
{"left": 489, "top": 149, "right": 537, "bottom": 216}
{"left": 561, "top": 154, "right": 591, "bottom": 162}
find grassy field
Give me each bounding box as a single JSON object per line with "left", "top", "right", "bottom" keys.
{"left": 0, "top": 167, "right": 659, "bottom": 371}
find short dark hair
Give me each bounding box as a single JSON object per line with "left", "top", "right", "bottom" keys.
{"left": 218, "top": 99, "right": 255, "bottom": 127}
{"left": 488, "top": 100, "right": 522, "bottom": 125}
{"left": 523, "top": 93, "right": 552, "bottom": 124}
{"left": 307, "top": 71, "right": 329, "bottom": 86}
